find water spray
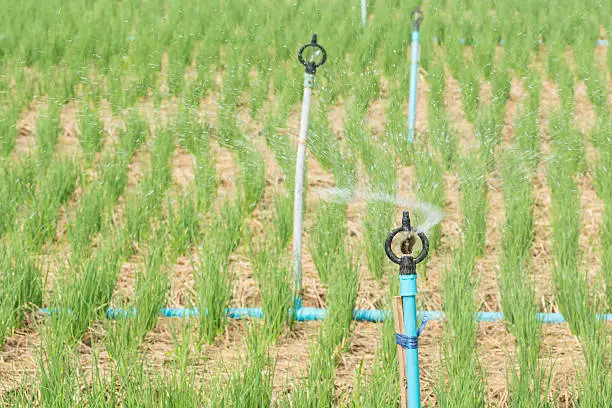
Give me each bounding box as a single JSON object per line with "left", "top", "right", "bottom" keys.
{"left": 292, "top": 35, "right": 327, "bottom": 303}
{"left": 407, "top": 7, "right": 423, "bottom": 144}
{"left": 386, "top": 211, "right": 429, "bottom": 408}
{"left": 315, "top": 186, "right": 446, "bottom": 234}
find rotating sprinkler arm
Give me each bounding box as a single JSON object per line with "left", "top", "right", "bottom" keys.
{"left": 297, "top": 34, "right": 327, "bottom": 76}
{"left": 384, "top": 211, "right": 429, "bottom": 274}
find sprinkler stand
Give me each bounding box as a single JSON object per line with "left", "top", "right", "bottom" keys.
{"left": 385, "top": 211, "right": 429, "bottom": 408}
{"left": 407, "top": 7, "right": 423, "bottom": 144}
{"left": 292, "top": 79, "right": 312, "bottom": 297}
{"left": 292, "top": 35, "right": 327, "bottom": 302}
{"left": 361, "top": 0, "right": 367, "bottom": 29}
{"left": 401, "top": 274, "right": 420, "bottom": 407}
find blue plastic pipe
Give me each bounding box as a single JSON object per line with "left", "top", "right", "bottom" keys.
{"left": 39, "top": 307, "right": 612, "bottom": 323}
{"left": 407, "top": 30, "right": 420, "bottom": 144}
{"left": 430, "top": 37, "right": 608, "bottom": 47}
{"left": 400, "top": 275, "right": 421, "bottom": 408}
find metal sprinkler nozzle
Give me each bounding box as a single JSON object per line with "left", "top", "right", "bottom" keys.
{"left": 400, "top": 211, "right": 417, "bottom": 255}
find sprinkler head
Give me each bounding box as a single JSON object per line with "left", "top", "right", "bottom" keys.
{"left": 297, "top": 34, "right": 327, "bottom": 75}
{"left": 384, "top": 211, "right": 429, "bottom": 275}
{"left": 411, "top": 6, "right": 424, "bottom": 31}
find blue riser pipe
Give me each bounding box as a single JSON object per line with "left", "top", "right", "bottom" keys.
{"left": 400, "top": 275, "right": 420, "bottom": 408}
{"left": 407, "top": 30, "right": 420, "bottom": 144}
{"left": 38, "top": 307, "right": 612, "bottom": 323}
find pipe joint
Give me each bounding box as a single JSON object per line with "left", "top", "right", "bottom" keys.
{"left": 400, "top": 274, "right": 418, "bottom": 297}
{"left": 304, "top": 73, "right": 315, "bottom": 88}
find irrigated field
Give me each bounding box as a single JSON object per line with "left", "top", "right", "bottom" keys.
{"left": 0, "top": 0, "right": 610, "bottom": 406}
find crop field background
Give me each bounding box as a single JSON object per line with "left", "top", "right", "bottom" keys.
{"left": 0, "top": 0, "right": 611, "bottom": 406}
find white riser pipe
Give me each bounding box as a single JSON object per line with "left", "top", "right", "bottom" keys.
{"left": 292, "top": 82, "right": 313, "bottom": 296}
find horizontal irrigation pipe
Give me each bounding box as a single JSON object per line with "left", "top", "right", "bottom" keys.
{"left": 39, "top": 307, "right": 612, "bottom": 324}
{"left": 431, "top": 37, "right": 609, "bottom": 46}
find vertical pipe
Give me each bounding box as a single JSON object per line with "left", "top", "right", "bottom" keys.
{"left": 407, "top": 30, "right": 420, "bottom": 144}
{"left": 361, "top": 0, "right": 367, "bottom": 29}
{"left": 400, "top": 274, "right": 420, "bottom": 408}
{"left": 292, "top": 75, "right": 314, "bottom": 298}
